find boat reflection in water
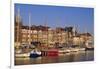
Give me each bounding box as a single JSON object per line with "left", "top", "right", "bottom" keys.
{"left": 15, "top": 50, "right": 94, "bottom": 65}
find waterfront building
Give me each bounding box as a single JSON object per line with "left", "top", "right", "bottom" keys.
{"left": 72, "top": 32, "right": 93, "bottom": 48}
{"left": 14, "top": 11, "right": 93, "bottom": 49}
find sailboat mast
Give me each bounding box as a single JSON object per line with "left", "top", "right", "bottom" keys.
{"left": 17, "top": 8, "right": 20, "bottom": 47}
{"left": 85, "top": 28, "right": 87, "bottom": 41}
{"left": 73, "top": 25, "right": 76, "bottom": 37}
{"left": 44, "top": 17, "right": 48, "bottom": 48}
{"left": 29, "top": 13, "right": 31, "bottom": 45}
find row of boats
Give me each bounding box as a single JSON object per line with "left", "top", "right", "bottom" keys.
{"left": 15, "top": 39, "right": 94, "bottom": 58}
{"left": 15, "top": 47, "right": 93, "bottom": 58}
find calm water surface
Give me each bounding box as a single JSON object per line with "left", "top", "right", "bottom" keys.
{"left": 15, "top": 51, "right": 94, "bottom": 65}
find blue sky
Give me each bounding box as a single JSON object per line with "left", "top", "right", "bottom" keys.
{"left": 15, "top": 4, "right": 94, "bottom": 35}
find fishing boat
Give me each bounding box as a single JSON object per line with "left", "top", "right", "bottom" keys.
{"left": 30, "top": 49, "right": 41, "bottom": 58}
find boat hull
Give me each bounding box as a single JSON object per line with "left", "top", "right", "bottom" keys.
{"left": 15, "top": 53, "right": 30, "bottom": 58}
{"left": 30, "top": 54, "right": 41, "bottom": 58}
{"left": 85, "top": 48, "right": 94, "bottom": 51}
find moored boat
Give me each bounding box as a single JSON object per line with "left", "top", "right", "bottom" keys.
{"left": 47, "top": 50, "right": 58, "bottom": 56}
{"left": 85, "top": 47, "right": 94, "bottom": 50}
{"left": 79, "top": 48, "right": 85, "bottom": 51}
{"left": 70, "top": 48, "right": 79, "bottom": 52}
{"left": 15, "top": 53, "right": 30, "bottom": 58}
{"left": 58, "top": 48, "right": 70, "bottom": 54}
{"left": 30, "top": 49, "right": 41, "bottom": 58}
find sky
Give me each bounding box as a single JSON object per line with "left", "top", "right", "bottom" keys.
{"left": 15, "top": 3, "right": 94, "bottom": 35}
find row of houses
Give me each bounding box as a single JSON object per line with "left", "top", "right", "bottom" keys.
{"left": 14, "top": 12, "right": 93, "bottom": 48}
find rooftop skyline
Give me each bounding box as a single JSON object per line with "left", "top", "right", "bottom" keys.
{"left": 15, "top": 4, "right": 94, "bottom": 35}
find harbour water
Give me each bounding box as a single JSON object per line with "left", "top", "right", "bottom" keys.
{"left": 15, "top": 50, "right": 94, "bottom": 65}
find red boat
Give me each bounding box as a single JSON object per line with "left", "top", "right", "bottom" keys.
{"left": 47, "top": 49, "right": 58, "bottom": 56}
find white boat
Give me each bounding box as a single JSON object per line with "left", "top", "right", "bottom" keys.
{"left": 70, "top": 48, "right": 79, "bottom": 52}
{"left": 58, "top": 48, "right": 70, "bottom": 54}
{"left": 79, "top": 48, "right": 85, "bottom": 51}
{"left": 15, "top": 53, "right": 30, "bottom": 58}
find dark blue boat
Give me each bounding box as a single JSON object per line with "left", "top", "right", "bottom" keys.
{"left": 30, "top": 50, "right": 41, "bottom": 58}
{"left": 30, "top": 53, "right": 41, "bottom": 58}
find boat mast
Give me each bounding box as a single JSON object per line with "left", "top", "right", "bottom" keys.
{"left": 65, "top": 24, "right": 68, "bottom": 47}
{"left": 29, "top": 13, "right": 31, "bottom": 45}
{"left": 57, "top": 18, "right": 60, "bottom": 48}
{"left": 44, "top": 17, "right": 48, "bottom": 49}
{"left": 76, "top": 25, "right": 80, "bottom": 47}
{"left": 73, "top": 25, "right": 76, "bottom": 37}
{"left": 17, "top": 8, "right": 20, "bottom": 47}
{"left": 85, "top": 28, "right": 87, "bottom": 41}
{"left": 84, "top": 28, "right": 88, "bottom": 47}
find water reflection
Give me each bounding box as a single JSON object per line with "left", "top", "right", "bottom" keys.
{"left": 15, "top": 51, "right": 94, "bottom": 65}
